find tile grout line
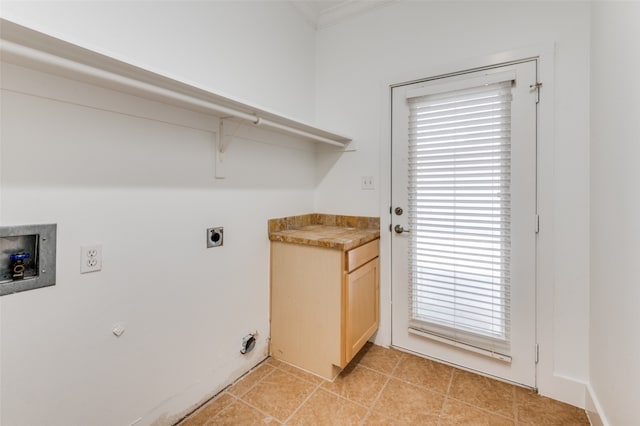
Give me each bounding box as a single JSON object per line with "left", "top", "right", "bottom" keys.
{"left": 444, "top": 395, "right": 517, "bottom": 422}
{"left": 317, "top": 375, "right": 381, "bottom": 412}
{"left": 358, "top": 351, "right": 404, "bottom": 425}
{"left": 217, "top": 365, "right": 287, "bottom": 424}
{"left": 358, "top": 355, "right": 454, "bottom": 398}
{"left": 251, "top": 361, "right": 329, "bottom": 424}
{"left": 359, "top": 374, "right": 392, "bottom": 424}
{"left": 436, "top": 367, "right": 456, "bottom": 426}
{"left": 232, "top": 395, "right": 285, "bottom": 425}
{"left": 268, "top": 357, "right": 330, "bottom": 385}
{"left": 204, "top": 393, "right": 241, "bottom": 426}
{"left": 228, "top": 364, "right": 277, "bottom": 399}
{"left": 229, "top": 363, "right": 317, "bottom": 424}
{"left": 442, "top": 369, "right": 518, "bottom": 423}
{"left": 354, "top": 361, "right": 394, "bottom": 377}
{"left": 280, "top": 379, "right": 325, "bottom": 425}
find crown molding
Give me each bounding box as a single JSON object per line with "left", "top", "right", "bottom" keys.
{"left": 288, "top": 1, "right": 398, "bottom": 30}
{"left": 316, "top": 0, "right": 397, "bottom": 29}
{"left": 288, "top": 1, "right": 320, "bottom": 29}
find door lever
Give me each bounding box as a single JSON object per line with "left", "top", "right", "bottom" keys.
{"left": 394, "top": 225, "right": 410, "bottom": 234}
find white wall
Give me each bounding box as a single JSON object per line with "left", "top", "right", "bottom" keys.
{"left": 0, "top": 0, "right": 317, "bottom": 123}
{"left": 0, "top": 2, "right": 318, "bottom": 425}
{"left": 315, "top": 1, "right": 591, "bottom": 406}
{"left": 589, "top": 2, "right": 640, "bottom": 425}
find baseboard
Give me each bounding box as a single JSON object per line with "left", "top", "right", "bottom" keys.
{"left": 585, "top": 383, "right": 609, "bottom": 426}
{"left": 537, "top": 372, "right": 586, "bottom": 409}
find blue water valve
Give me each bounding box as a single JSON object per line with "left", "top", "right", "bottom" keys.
{"left": 10, "top": 253, "right": 31, "bottom": 261}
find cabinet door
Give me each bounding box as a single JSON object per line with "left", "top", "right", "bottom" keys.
{"left": 344, "top": 258, "right": 379, "bottom": 363}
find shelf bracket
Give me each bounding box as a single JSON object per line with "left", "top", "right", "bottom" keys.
{"left": 214, "top": 129, "right": 225, "bottom": 179}
{"left": 215, "top": 118, "right": 246, "bottom": 179}
{"left": 219, "top": 118, "right": 243, "bottom": 155}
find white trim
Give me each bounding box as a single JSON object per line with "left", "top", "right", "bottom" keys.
{"left": 530, "top": 43, "right": 587, "bottom": 409}
{"left": 317, "top": 0, "right": 397, "bottom": 29}
{"left": 287, "top": 0, "right": 397, "bottom": 30}
{"left": 287, "top": 1, "right": 320, "bottom": 29}
{"left": 373, "top": 77, "right": 393, "bottom": 348}
{"left": 585, "top": 383, "right": 610, "bottom": 426}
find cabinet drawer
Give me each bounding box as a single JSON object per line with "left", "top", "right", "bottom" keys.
{"left": 346, "top": 239, "right": 379, "bottom": 272}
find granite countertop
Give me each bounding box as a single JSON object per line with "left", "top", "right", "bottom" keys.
{"left": 268, "top": 214, "right": 380, "bottom": 251}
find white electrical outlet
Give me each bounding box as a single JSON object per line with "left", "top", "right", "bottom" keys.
{"left": 80, "top": 244, "right": 102, "bottom": 273}
{"left": 361, "top": 176, "right": 375, "bottom": 190}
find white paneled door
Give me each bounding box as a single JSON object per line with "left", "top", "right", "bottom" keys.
{"left": 391, "top": 60, "right": 538, "bottom": 387}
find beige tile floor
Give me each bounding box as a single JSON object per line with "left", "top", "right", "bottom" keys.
{"left": 177, "top": 343, "right": 590, "bottom": 425}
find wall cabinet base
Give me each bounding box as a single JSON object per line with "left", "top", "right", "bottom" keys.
{"left": 270, "top": 239, "right": 379, "bottom": 380}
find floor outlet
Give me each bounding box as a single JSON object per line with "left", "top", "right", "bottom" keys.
{"left": 80, "top": 244, "right": 102, "bottom": 273}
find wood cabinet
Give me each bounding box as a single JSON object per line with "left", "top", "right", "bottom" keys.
{"left": 270, "top": 239, "right": 379, "bottom": 379}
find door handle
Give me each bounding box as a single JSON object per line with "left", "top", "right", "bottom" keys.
{"left": 394, "top": 225, "right": 410, "bottom": 234}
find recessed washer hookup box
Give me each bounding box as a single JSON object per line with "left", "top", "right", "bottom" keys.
{"left": 0, "top": 224, "right": 57, "bottom": 296}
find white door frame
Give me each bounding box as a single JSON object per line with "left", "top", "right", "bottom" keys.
{"left": 390, "top": 59, "right": 538, "bottom": 386}
{"left": 376, "top": 45, "right": 582, "bottom": 401}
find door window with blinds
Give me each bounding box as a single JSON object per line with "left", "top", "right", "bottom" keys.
{"left": 406, "top": 73, "right": 515, "bottom": 359}
{"left": 391, "top": 60, "right": 537, "bottom": 386}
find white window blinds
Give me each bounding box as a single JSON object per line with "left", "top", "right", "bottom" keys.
{"left": 407, "top": 79, "right": 514, "bottom": 359}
